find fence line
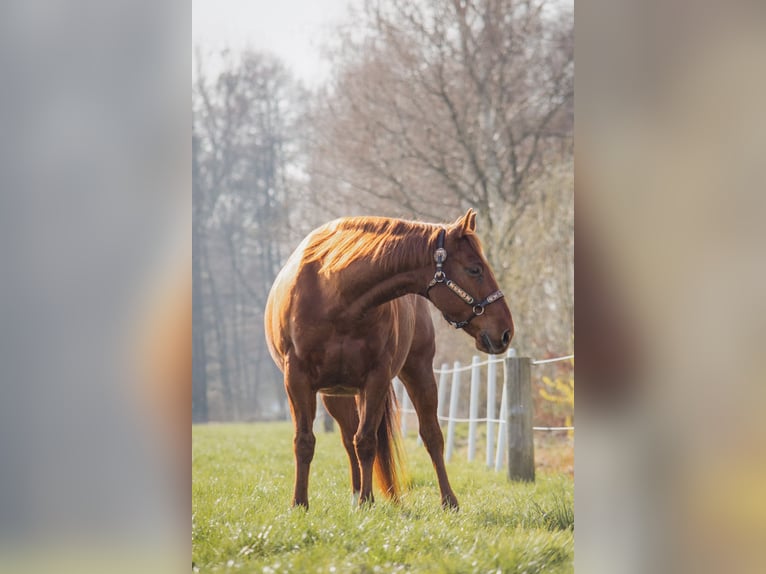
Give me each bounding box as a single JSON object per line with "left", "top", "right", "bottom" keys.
{"left": 393, "top": 348, "right": 574, "bottom": 477}
{"left": 399, "top": 408, "right": 504, "bottom": 424}
{"left": 431, "top": 351, "right": 573, "bottom": 373}
{"left": 432, "top": 356, "right": 504, "bottom": 374}
{"left": 532, "top": 354, "right": 574, "bottom": 365}
{"left": 529, "top": 353, "right": 574, "bottom": 431}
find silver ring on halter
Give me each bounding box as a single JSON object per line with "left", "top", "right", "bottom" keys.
{"left": 473, "top": 305, "right": 485, "bottom": 316}
{"left": 434, "top": 270, "right": 445, "bottom": 282}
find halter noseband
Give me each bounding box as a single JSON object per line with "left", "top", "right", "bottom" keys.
{"left": 425, "top": 229, "right": 504, "bottom": 329}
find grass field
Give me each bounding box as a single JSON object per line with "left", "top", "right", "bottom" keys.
{"left": 193, "top": 422, "right": 573, "bottom": 573}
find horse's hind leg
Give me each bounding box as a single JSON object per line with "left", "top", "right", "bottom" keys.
{"left": 321, "top": 394, "right": 361, "bottom": 504}
{"left": 398, "top": 359, "right": 459, "bottom": 509}
{"left": 284, "top": 358, "right": 317, "bottom": 508}
{"left": 354, "top": 375, "right": 390, "bottom": 505}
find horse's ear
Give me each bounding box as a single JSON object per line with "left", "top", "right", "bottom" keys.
{"left": 453, "top": 208, "right": 477, "bottom": 236}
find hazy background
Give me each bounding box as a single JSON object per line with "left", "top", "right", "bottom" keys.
{"left": 0, "top": 0, "right": 188, "bottom": 572}
{"left": 193, "top": 0, "right": 353, "bottom": 87}
{"left": 0, "top": 0, "right": 763, "bottom": 572}
{"left": 576, "top": 1, "right": 766, "bottom": 572}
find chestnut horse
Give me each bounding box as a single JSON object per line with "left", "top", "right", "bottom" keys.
{"left": 264, "top": 209, "right": 513, "bottom": 509}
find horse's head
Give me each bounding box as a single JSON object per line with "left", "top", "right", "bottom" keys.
{"left": 426, "top": 209, "right": 514, "bottom": 354}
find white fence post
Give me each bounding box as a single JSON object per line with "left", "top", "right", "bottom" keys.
{"left": 393, "top": 376, "right": 416, "bottom": 439}
{"left": 392, "top": 377, "right": 403, "bottom": 434}
{"left": 445, "top": 361, "right": 461, "bottom": 462}
{"left": 437, "top": 364, "right": 449, "bottom": 428}
{"left": 467, "top": 356, "right": 480, "bottom": 461}
{"left": 494, "top": 373, "right": 507, "bottom": 471}
{"left": 401, "top": 385, "right": 411, "bottom": 437}
{"left": 485, "top": 355, "right": 497, "bottom": 467}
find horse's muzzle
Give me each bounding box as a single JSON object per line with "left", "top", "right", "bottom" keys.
{"left": 479, "top": 329, "right": 512, "bottom": 354}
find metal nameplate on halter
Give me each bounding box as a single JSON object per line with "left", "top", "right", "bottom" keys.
{"left": 485, "top": 291, "right": 503, "bottom": 304}
{"left": 446, "top": 280, "right": 474, "bottom": 304}
{"left": 433, "top": 248, "right": 447, "bottom": 263}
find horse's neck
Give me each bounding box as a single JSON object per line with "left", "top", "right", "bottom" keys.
{"left": 335, "top": 229, "right": 433, "bottom": 317}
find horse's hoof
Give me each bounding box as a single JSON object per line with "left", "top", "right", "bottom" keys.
{"left": 442, "top": 496, "right": 459, "bottom": 511}
{"left": 357, "top": 494, "right": 375, "bottom": 509}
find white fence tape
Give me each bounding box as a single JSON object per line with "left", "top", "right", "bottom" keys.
{"left": 532, "top": 354, "right": 574, "bottom": 365}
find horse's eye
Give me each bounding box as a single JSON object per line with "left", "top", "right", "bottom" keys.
{"left": 466, "top": 266, "right": 482, "bottom": 277}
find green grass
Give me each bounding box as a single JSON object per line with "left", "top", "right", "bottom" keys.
{"left": 193, "top": 423, "right": 573, "bottom": 573}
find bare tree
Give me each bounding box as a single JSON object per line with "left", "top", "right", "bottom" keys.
{"left": 193, "top": 49, "right": 306, "bottom": 420}
{"left": 308, "top": 0, "right": 573, "bottom": 356}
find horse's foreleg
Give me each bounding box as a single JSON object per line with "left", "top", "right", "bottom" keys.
{"left": 284, "top": 361, "right": 316, "bottom": 509}
{"left": 321, "top": 395, "right": 361, "bottom": 504}
{"left": 398, "top": 366, "right": 459, "bottom": 510}
{"left": 354, "top": 379, "right": 389, "bottom": 506}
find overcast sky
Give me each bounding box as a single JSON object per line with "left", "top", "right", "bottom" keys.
{"left": 193, "top": 0, "right": 359, "bottom": 86}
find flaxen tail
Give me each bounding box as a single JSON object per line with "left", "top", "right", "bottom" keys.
{"left": 373, "top": 385, "right": 407, "bottom": 501}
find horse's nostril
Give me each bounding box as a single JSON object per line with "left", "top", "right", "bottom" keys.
{"left": 501, "top": 329, "right": 511, "bottom": 346}
{"left": 480, "top": 332, "right": 492, "bottom": 350}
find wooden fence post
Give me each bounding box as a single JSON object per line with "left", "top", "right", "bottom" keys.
{"left": 494, "top": 348, "right": 515, "bottom": 471}
{"left": 506, "top": 356, "right": 535, "bottom": 482}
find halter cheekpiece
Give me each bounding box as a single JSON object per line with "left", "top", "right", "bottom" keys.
{"left": 425, "top": 229, "right": 504, "bottom": 329}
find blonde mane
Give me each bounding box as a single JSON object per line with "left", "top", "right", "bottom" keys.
{"left": 302, "top": 216, "right": 439, "bottom": 275}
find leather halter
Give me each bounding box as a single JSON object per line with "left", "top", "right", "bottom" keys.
{"left": 425, "top": 229, "right": 504, "bottom": 329}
